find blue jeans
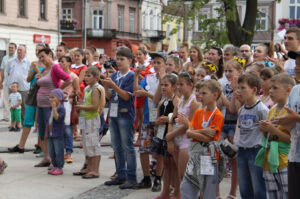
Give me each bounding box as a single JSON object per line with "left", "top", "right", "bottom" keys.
{"left": 37, "top": 107, "right": 51, "bottom": 140}
{"left": 48, "top": 136, "right": 65, "bottom": 169}
{"left": 237, "top": 147, "right": 266, "bottom": 199}
{"left": 64, "top": 125, "right": 73, "bottom": 154}
{"left": 109, "top": 113, "right": 137, "bottom": 182}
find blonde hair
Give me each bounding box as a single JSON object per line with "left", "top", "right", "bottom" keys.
{"left": 195, "top": 79, "right": 222, "bottom": 100}
{"left": 224, "top": 59, "right": 243, "bottom": 72}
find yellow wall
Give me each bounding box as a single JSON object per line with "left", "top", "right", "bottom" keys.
{"left": 162, "top": 16, "right": 184, "bottom": 52}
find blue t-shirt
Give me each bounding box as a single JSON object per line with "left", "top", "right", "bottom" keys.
{"left": 139, "top": 74, "right": 159, "bottom": 123}
{"left": 47, "top": 104, "right": 66, "bottom": 137}
{"left": 110, "top": 71, "right": 135, "bottom": 121}
{"left": 288, "top": 85, "right": 300, "bottom": 162}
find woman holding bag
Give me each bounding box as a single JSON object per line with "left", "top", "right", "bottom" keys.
{"left": 34, "top": 48, "right": 72, "bottom": 167}
{"left": 59, "top": 55, "right": 80, "bottom": 163}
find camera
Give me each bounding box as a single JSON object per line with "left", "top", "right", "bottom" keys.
{"left": 103, "top": 58, "right": 117, "bottom": 69}
{"left": 275, "top": 45, "right": 281, "bottom": 52}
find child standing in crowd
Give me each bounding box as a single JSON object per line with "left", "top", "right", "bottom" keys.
{"left": 74, "top": 67, "right": 105, "bottom": 179}
{"left": 259, "top": 68, "right": 275, "bottom": 109}
{"left": 133, "top": 52, "right": 163, "bottom": 191}
{"left": 9, "top": 82, "right": 22, "bottom": 132}
{"left": 195, "top": 61, "right": 218, "bottom": 82}
{"left": 256, "top": 73, "right": 295, "bottom": 199}
{"left": 47, "top": 88, "right": 66, "bottom": 175}
{"left": 166, "top": 55, "right": 183, "bottom": 74}
{"left": 180, "top": 80, "right": 224, "bottom": 199}
{"left": 235, "top": 73, "right": 268, "bottom": 199}
{"left": 103, "top": 48, "right": 137, "bottom": 189}
{"left": 0, "top": 157, "right": 7, "bottom": 174}
{"left": 152, "top": 74, "right": 180, "bottom": 199}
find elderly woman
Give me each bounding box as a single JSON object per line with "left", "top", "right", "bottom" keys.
{"left": 34, "top": 48, "right": 72, "bottom": 167}
{"left": 223, "top": 44, "right": 240, "bottom": 63}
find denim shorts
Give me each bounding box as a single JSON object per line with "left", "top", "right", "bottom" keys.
{"left": 37, "top": 107, "right": 51, "bottom": 140}
{"left": 221, "top": 123, "right": 236, "bottom": 137}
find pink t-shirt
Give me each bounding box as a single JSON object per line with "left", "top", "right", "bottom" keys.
{"left": 37, "top": 69, "right": 56, "bottom": 107}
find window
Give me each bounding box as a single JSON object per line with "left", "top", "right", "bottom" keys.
{"left": 166, "top": 23, "right": 171, "bottom": 39}
{"left": 93, "top": 9, "right": 104, "bottom": 29}
{"left": 118, "top": 5, "right": 124, "bottom": 31}
{"left": 19, "top": 0, "right": 26, "bottom": 17}
{"left": 62, "top": 8, "right": 72, "bottom": 20}
{"left": 195, "top": 9, "right": 209, "bottom": 32}
{"left": 143, "top": 11, "right": 146, "bottom": 29}
{"left": 256, "top": 7, "right": 268, "bottom": 31}
{"left": 157, "top": 14, "right": 161, "bottom": 30}
{"left": 0, "top": 0, "right": 4, "bottom": 13}
{"left": 40, "top": 0, "right": 46, "bottom": 20}
{"left": 290, "top": 0, "right": 300, "bottom": 19}
{"left": 149, "top": 10, "right": 154, "bottom": 30}
{"left": 129, "top": 8, "right": 135, "bottom": 33}
{"left": 177, "top": 24, "right": 181, "bottom": 41}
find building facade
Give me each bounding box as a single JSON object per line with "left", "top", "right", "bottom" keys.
{"left": 0, "top": 0, "right": 60, "bottom": 61}
{"left": 62, "top": 0, "right": 143, "bottom": 57}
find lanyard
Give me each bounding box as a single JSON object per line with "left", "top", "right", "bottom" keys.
{"left": 202, "top": 107, "right": 217, "bottom": 125}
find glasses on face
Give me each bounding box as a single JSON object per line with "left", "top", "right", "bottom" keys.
{"left": 240, "top": 50, "right": 249, "bottom": 53}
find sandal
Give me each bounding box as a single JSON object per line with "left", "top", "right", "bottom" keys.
{"left": 34, "top": 161, "right": 51, "bottom": 167}
{"left": 73, "top": 170, "right": 87, "bottom": 176}
{"left": 82, "top": 173, "right": 99, "bottom": 179}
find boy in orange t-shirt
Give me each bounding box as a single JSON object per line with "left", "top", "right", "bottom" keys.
{"left": 180, "top": 80, "right": 224, "bottom": 199}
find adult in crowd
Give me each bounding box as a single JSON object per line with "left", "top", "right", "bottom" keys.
{"left": 34, "top": 48, "right": 71, "bottom": 167}
{"left": 183, "top": 45, "right": 203, "bottom": 75}
{"left": 8, "top": 44, "right": 46, "bottom": 153}
{"left": 179, "top": 43, "right": 190, "bottom": 67}
{"left": 239, "top": 44, "right": 253, "bottom": 66}
{"left": 276, "top": 28, "right": 300, "bottom": 76}
{"left": 0, "top": 42, "right": 17, "bottom": 122}
{"left": 223, "top": 44, "right": 240, "bottom": 63}
{"left": 85, "top": 47, "right": 101, "bottom": 68}
{"left": 253, "top": 42, "right": 274, "bottom": 67}
{"left": 54, "top": 42, "right": 67, "bottom": 64}
{"left": 6, "top": 45, "right": 31, "bottom": 123}
{"left": 208, "top": 46, "right": 224, "bottom": 79}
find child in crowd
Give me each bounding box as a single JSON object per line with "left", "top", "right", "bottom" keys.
{"left": 103, "top": 48, "right": 137, "bottom": 189}
{"left": 152, "top": 74, "right": 180, "bottom": 199}
{"left": 272, "top": 50, "right": 300, "bottom": 199}
{"left": 195, "top": 61, "right": 218, "bottom": 82}
{"left": 0, "top": 157, "right": 7, "bottom": 174}
{"left": 47, "top": 88, "right": 66, "bottom": 175}
{"left": 180, "top": 80, "right": 224, "bottom": 199}
{"left": 166, "top": 54, "right": 183, "bottom": 74}
{"left": 244, "top": 62, "right": 265, "bottom": 76}
{"left": 133, "top": 52, "right": 164, "bottom": 191}
{"left": 9, "top": 82, "right": 22, "bottom": 132}
{"left": 259, "top": 68, "right": 276, "bottom": 109}
{"left": 235, "top": 73, "right": 268, "bottom": 199}
{"left": 218, "top": 58, "right": 243, "bottom": 199}
{"left": 256, "top": 73, "right": 295, "bottom": 199}
{"left": 74, "top": 67, "right": 105, "bottom": 179}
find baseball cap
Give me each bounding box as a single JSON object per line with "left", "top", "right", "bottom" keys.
{"left": 149, "top": 52, "right": 167, "bottom": 62}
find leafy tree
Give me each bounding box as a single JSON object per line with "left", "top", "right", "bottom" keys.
{"left": 163, "top": 0, "right": 280, "bottom": 50}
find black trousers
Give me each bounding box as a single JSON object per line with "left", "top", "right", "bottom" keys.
{"left": 288, "top": 162, "right": 300, "bottom": 199}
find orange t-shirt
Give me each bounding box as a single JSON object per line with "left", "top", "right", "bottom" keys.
{"left": 189, "top": 108, "right": 224, "bottom": 142}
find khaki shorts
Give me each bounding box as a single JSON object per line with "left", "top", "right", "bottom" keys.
{"left": 82, "top": 117, "right": 101, "bottom": 157}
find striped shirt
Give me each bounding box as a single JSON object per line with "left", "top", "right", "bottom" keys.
{"left": 37, "top": 69, "right": 56, "bottom": 107}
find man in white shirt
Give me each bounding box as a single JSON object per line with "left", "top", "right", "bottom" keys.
{"left": 0, "top": 43, "right": 17, "bottom": 122}
{"left": 6, "top": 45, "right": 31, "bottom": 123}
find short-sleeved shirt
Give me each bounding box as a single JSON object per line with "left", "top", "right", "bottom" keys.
{"left": 284, "top": 58, "right": 295, "bottom": 76}
{"left": 9, "top": 92, "right": 22, "bottom": 109}
{"left": 236, "top": 100, "right": 269, "bottom": 148}
{"left": 287, "top": 85, "right": 300, "bottom": 162}
{"left": 6, "top": 57, "right": 31, "bottom": 91}
{"left": 1, "top": 54, "right": 16, "bottom": 86}
{"left": 110, "top": 70, "right": 135, "bottom": 120}
{"left": 189, "top": 108, "right": 224, "bottom": 142}
{"left": 47, "top": 104, "right": 66, "bottom": 137}
{"left": 264, "top": 106, "right": 290, "bottom": 171}
{"left": 139, "top": 74, "right": 159, "bottom": 123}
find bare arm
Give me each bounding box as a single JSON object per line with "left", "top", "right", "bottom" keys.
{"left": 75, "top": 88, "right": 101, "bottom": 111}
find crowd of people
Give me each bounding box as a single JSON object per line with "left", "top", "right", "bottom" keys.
{"left": 0, "top": 27, "right": 300, "bottom": 199}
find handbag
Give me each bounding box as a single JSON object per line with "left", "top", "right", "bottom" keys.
{"left": 220, "top": 139, "right": 238, "bottom": 159}
{"left": 25, "top": 83, "right": 39, "bottom": 106}
{"left": 70, "top": 94, "right": 79, "bottom": 124}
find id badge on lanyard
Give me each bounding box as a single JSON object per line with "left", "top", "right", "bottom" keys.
{"left": 148, "top": 99, "right": 157, "bottom": 122}
{"left": 110, "top": 95, "right": 118, "bottom": 118}
{"left": 78, "top": 116, "right": 85, "bottom": 129}
{"left": 200, "top": 155, "right": 215, "bottom": 175}
{"left": 157, "top": 125, "right": 166, "bottom": 139}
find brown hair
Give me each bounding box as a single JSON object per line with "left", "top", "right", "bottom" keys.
{"left": 238, "top": 73, "right": 261, "bottom": 95}
{"left": 271, "top": 72, "right": 296, "bottom": 88}
{"left": 224, "top": 59, "right": 243, "bottom": 72}
{"left": 260, "top": 67, "right": 275, "bottom": 79}
{"left": 190, "top": 45, "right": 203, "bottom": 62}
{"left": 86, "top": 67, "right": 100, "bottom": 79}
{"left": 259, "top": 42, "right": 274, "bottom": 58}
{"left": 195, "top": 79, "right": 222, "bottom": 100}
{"left": 286, "top": 27, "right": 300, "bottom": 40}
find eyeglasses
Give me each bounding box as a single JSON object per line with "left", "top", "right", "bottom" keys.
{"left": 240, "top": 50, "right": 250, "bottom": 53}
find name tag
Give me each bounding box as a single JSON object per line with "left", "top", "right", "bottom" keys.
{"left": 156, "top": 125, "right": 166, "bottom": 139}
{"left": 200, "top": 155, "right": 214, "bottom": 175}
{"left": 149, "top": 107, "right": 157, "bottom": 122}
{"left": 78, "top": 116, "right": 85, "bottom": 130}
{"left": 110, "top": 103, "right": 118, "bottom": 117}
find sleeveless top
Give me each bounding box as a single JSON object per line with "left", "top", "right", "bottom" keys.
{"left": 159, "top": 97, "right": 175, "bottom": 137}
{"left": 37, "top": 68, "right": 56, "bottom": 107}
{"left": 178, "top": 94, "right": 195, "bottom": 117}
{"left": 83, "top": 83, "right": 102, "bottom": 120}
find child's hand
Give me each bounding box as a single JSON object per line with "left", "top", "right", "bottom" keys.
{"left": 101, "top": 78, "right": 114, "bottom": 87}
{"left": 134, "top": 67, "right": 142, "bottom": 76}
{"left": 35, "top": 73, "right": 42, "bottom": 80}
{"left": 134, "top": 87, "right": 147, "bottom": 97}
{"left": 203, "top": 126, "right": 216, "bottom": 138}
{"left": 259, "top": 120, "right": 273, "bottom": 134}
{"left": 157, "top": 116, "right": 169, "bottom": 125}
{"left": 273, "top": 107, "right": 299, "bottom": 130}
{"left": 230, "top": 76, "right": 239, "bottom": 89}
{"left": 177, "top": 113, "right": 189, "bottom": 128}
{"left": 51, "top": 101, "right": 57, "bottom": 108}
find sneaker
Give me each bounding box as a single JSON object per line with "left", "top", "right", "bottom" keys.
{"left": 8, "top": 145, "right": 24, "bottom": 153}
{"left": 66, "top": 154, "right": 73, "bottom": 164}
{"left": 104, "top": 178, "right": 126, "bottom": 186}
{"left": 152, "top": 178, "right": 161, "bottom": 192}
{"left": 9, "top": 127, "right": 15, "bottom": 132}
{"left": 119, "top": 180, "right": 137, "bottom": 189}
{"left": 51, "top": 168, "right": 63, "bottom": 175}
{"left": 134, "top": 178, "right": 152, "bottom": 189}
{"left": 48, "top": 168, "right": 56, "bottom": 174}
{"left": 33, "top": 146, "right": 42, "bottom": 154}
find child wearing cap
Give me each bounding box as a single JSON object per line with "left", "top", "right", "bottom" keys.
{"left": 47, "top": 88, "right": 66, "bottom": 175}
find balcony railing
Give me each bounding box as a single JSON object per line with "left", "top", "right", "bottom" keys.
{"left": 142, "top": 29, "right": 166, "bottom": 40}
{"left": 60, "top": 20, "right": 77, "bottom": 33}
{"left": 87, "top": 29, "right": 117, "bottom": 39}
{"left": 115, "top": 31, "right": 141, "bottom": 40}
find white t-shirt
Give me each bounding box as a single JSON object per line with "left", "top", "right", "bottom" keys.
{"left": 284, "top": 58, "right": 295, "bottom": 76}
